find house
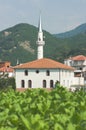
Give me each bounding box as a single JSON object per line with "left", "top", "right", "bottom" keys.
{"left": 64, "top": 55, "right": 86, "bottom": 82}
{"left": 14, "top": 15, "right": 84, "bottom": 90}
{"left": 0, "top": 61, "right": 14, "bottom": 77}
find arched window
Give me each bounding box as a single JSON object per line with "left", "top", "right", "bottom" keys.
{"left": 46, "top": 70, "right": 50, "bottom": 76}
{"left": 28, "top": 80, "right": 32, "bottom": 88}
{"left": 25, "top": 70, "right": 28, "bottom": 76}
{"left": 43, "top": 80, "right": 46, "bottom": 88}
{"left": 50, "top": 80, "right": 54, "bottom": 88}
{"left": 21, "top": 80, "right": 25, "bottom": 88}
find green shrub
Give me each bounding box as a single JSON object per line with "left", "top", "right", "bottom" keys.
{"left": 0, "top": 88, "right": 86, "bottom": 130}
{"left": 0, "top": 77, "right": 16, "bottom": 90}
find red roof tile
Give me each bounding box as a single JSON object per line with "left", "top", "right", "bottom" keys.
{"left": 0, "top": 67, "right": 14, "bottom": 72}
{"left": 14, "top": 58, "right": 74, "bottom": 70}
{"left": 71, "top": 55, "right": 86, "bottom": 61}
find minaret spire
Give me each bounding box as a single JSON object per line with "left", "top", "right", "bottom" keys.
{"left": 39, "top": 14, "right": 42, "bottom": 32}
{"left": 36, "top": 14, "right": 45, "bottom": 59}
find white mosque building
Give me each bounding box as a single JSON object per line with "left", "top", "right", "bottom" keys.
{"left": 14, "top": 16, "right": 84, "bottom": 90}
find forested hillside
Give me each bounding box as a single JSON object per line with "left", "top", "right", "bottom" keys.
{"left": 0, "top": 23, "right": 86, "bottom": 65}
{"left": 0, "top": 23, "right": 63, "bottom": 65}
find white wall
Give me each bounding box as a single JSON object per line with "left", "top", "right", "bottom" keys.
{"left": 15, "top": 68, "right": 75, "bottom": 89}
{"left": 73, "top": 77, "right": 84, "bottom": 86}
{"left": 59, "top": 69, "right": 74, "bottom": 88}
{"left": 8, "top": 72, "right": 14, "bottom": 77}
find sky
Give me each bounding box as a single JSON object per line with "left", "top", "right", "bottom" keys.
{"left": 0, "top": 0, "right": 86, "bottom": 34}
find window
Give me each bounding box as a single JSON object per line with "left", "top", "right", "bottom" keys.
{"left": 28, "top": 80, "right": 32, "bottom": 88}
{"left": 43, "top": 80, "right": 46, "bottom": 88}
{"left": 21, "top": 80, "right": 25, "bottom": 88}
{"left": 39, "top": 38, "right": 41, "bottom": 41}
{"left": 25, "top": 70, "right": 28, "bottom": 76}
{"left": 46, "top": 70, "right": 50, "bottom": 76}
{"left": 80, "top": 67, "right": 82, "bottom": 70}
{"left": 50, "top": 80, "right": 54, "bottom": 88}
{"left": 36, "top": 70, "right": 39, "bottom": 74}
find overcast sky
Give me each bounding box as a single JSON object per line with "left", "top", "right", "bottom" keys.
{"left": 0, "top": 0, "right": 86, "bottom": 34}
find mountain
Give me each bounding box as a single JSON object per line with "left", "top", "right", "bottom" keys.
{"left": 54, "top": 23, "right": 86, "bottom": 38}
{"left": 0, "top": 23, "right": 63, "bottom": 65}
{"left": 0, "top": 23, "right": 86, "bottom": 65}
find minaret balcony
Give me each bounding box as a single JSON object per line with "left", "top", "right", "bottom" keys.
{"left": 36, "top": 41, "right": 45, "bottom": 46}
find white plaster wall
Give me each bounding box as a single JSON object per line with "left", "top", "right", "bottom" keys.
{"left": 83, "top": 60, "right": 86, "bottom": 65}
{"left": 59, "top": 70, "right": 74, "bottom": 88}
{"left": 73, "top": 77, "right": 84, "bottom": 86}
{"left": 37, "top": 45, "right": 43, "bottom": 59}
{"left": 8, "top": 72, "right": 14, "bottom": 77}
{"left": 82, "top": 66, "right": 86, "bottom": 71}
{"left": 15, "top": 69, "right": 59, "bottom": 88}
{"left": 15, "top": 68, "right": 75, "bottom": 89}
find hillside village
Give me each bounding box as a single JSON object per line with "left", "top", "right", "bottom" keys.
{"left": 0, "top": 16, "right": 86, "bottom": 91}
{"left": 0, "top": 1, "right": 86, "bottom": 129}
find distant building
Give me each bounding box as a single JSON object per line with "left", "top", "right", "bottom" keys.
{"left": 14, "top": 16, "right": 84, "bottom": 90}
{"left": 64, "top": 55, "right": 86, "bottom": 83}
{"left": 0, "top": 61, "right": 14, "bottom": 77}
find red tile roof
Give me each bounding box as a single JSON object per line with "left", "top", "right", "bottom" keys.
{"left": 70, "top": 55, "right": 86, "bottom": 61}
{"left": 0, "top": 67, "right": 14, "bottom": 72}
{"left": 0, "top": 61, "right": 10, "bottom": 68}
{"left": 14, "top": 58, "right": 74, "bottom": 70}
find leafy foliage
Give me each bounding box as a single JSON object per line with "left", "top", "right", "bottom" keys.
{"left": 0, "top": 77, "right": 16, "bottom": 90}
{"left": 0, "top": 87, "right": 86, "bottom": 130}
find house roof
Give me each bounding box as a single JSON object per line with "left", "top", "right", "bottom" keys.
{"left": 70, "top": 55, "right": 86, "bottom": 61}
{"left": 0, "top": 67, "right": 14, "bottom": 72}
{"left": 0, "top": 61, "right": 10, "bottom": 68}
{"left": 14, "top": 58, "right": 74, "bottom": 70}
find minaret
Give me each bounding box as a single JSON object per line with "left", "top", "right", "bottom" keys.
{"left": 36, "top": 15, "right": 45, "bottom": 59}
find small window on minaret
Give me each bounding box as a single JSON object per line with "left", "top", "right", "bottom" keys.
{"left": 39, "top": 38, "right": 41, "bottom": 41}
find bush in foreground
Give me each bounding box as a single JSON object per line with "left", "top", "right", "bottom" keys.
{"left": 0, "top": 86, "right": 86, "bottom": 130}
{"left": 0, "top": 77, "right": 16, "bottom": 90}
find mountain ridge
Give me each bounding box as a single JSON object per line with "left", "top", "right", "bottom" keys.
{"left": 54, "top": 23, "right": 86, "bottom": 38}
{"left": 0, "top": 23, "right": 86, "bottom": 65}
{"left": 0, "top": 23, "right": 63, "bottom": 65}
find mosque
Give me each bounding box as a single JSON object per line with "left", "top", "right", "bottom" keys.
{"left": 14, "top": 16, "right": 84, "bottom": 90}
